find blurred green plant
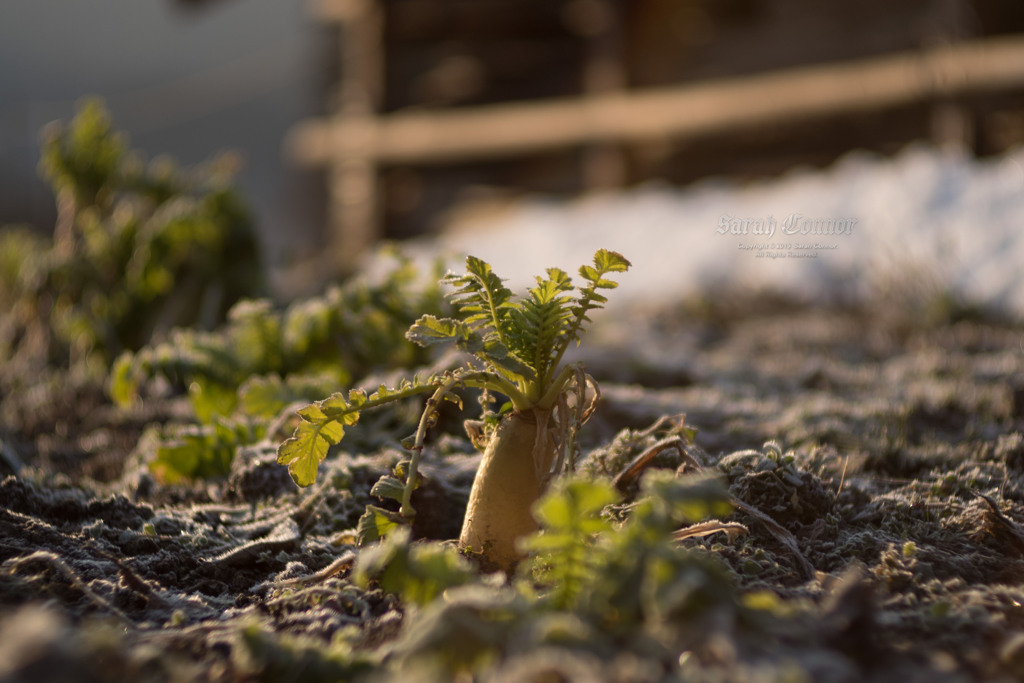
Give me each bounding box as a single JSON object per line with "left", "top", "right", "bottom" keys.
{"left": 112, "top": 250, "right": 448, "bottom": 482}
{"left": 521, "top": 471, "right": 735, "bottom": 627}
{"left": 0, "top": 98, "right": 261, "bottom": 380}
{"left": 147, "top": 416, "right": 258, "bottom": 485}
{"left": 354, "top": 526, "right": 476, "bottom": 607}
{"left": 347, "top": 470, "right": 743, "bottom": 682}
{"left": 232, "top": 619, "right": 379, "bottom": 683}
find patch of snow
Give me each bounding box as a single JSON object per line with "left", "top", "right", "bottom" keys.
{"left": 379, "top": 143, "right": 1024, "bottom": 318}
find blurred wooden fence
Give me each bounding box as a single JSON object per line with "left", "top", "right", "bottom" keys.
{"left": 287, "top": 0, "right": 1024, "bottom": 271}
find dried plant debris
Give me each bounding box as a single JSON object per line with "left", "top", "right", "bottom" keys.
{"left": 1, "top": 291, "right": 1024, "bottom": 682}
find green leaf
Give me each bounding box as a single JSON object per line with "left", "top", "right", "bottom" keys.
{"left": 393, "top": 458, "right": 421, "bottom": 485}
{"left": 297, "top": 402, "right": 330, "bottom": 422}
{"left": 406, "top": 315, "right": 474, "bottom": 346}
{"left": 531, "top": 478, "right": 619, "bottom": 530}
{"left": 152, "top": 438, "right": 203, "bottom": 485}
{"left": 520, "top": 477, "right": 620, "bottom": 610}
{"left": 542, "top": 267, "right": 573, "bottom": 290}
{"left": 370, "top": 475, "right": 408, "bottom": 503}
{"left": 305, "top": 392, "right": 365, "bottom": 425}
{"left": 239, "top": 375, "right": 288, "bottom": 418}
{"left": 441, "top": 391, "right": 463, "bottom": 410}
{"left": 227, "top": 299, "right": 283, "bottom": 371}
{"left": 357, "top": 505, "right": 409, "bottom": 544}
{"left": 239, "top": 373, "right": 336, "bottom": 419}
{"left": 354, "top": 527, "right": 474, "bottom": 606}
{"left": 539, "top": 249, "right": 630, "bottom": 374}
{"left": 109, "top": 353, "right": 139, "bottom": 407}
{"left": 443, "top": 255, "right": 513, "bottom": 333}
{"left": 592, "top": 249, "right": 631, "bottom": 274}
{"left": 188, "top": 379, "right": 238, "bottom": 423}
{"left": 276, "top": 418, "right": 348, "bottom": 487}
{"left": 150, "top": 423, "right": 237, "bottom": 483}
{"left": 462, "top": 256, "right": 512, "bottom": 307}
{"left": 481, "top": 337, "right": 535, "bottom": 381}
{"left": 370, "top": 384, "right": 393, "bottom": 401}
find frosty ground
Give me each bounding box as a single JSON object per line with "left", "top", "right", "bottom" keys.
{"left": 3, "top": 144, "right": 1024, "bottom": 682}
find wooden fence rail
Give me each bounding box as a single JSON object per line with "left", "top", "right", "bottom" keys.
{"left": 289, "top": 36, "right": 1024, "bottom": 164}
{"left": 286, "top": 31, "right": 1024, "bottom": 270}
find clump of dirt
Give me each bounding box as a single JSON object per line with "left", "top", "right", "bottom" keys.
{"left": 2, "top": 295, "right": 1024, "bottom": 681}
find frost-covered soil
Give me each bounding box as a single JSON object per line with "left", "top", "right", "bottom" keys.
{"left": 2, "top": 292, "right": 1024, "bottom": 682}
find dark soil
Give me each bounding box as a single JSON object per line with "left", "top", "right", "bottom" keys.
{"left": 2, "top": 296, "right": 1023, "bottom": 682}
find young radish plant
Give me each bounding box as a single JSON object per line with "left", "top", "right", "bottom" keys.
{"left": 277, "top": 249, "right": 630, "bottom": 571}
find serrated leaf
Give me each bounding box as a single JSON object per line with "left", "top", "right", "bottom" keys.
{"left": 348, "top": 388, "right": 368, "bottom": 407}
{"left": 276, "top": 419, "right": 347, "bottom": 487}
{"left": 406, "top": 315, "right": 473, "bottom": 346}
{"left": 297, "top": 402, "right": 330, "bottom": 422}
{"left": 463, "top": 256, "right": 511, "bottom": 301}
{"left": 543, "top": 267, "right": 573, "bottom": 289}
{"left": 315, "top": 393, "right": 362, "bottom": 424}
{"left": 319, "top": 392, "right": 350, "bottom": 413}
{"left": 580, "top": 250, "right": 629, "bottom": 285}
{"left": 370, "top": 384, "right": 391, "bottom": 401}
{"left": 482, "top": 338, "right": 535, "bottom": 380}
{"left": 519, "top": 477, "right": 620, "bottom": 610}
{"left": 593, "top": 249, "right": 631, "bottom": 273}
{"left": 442, "top": 255, "right": 514, "bottom": 336}
{"left": 455, "top": 334, "right": 484, "bottom": 354}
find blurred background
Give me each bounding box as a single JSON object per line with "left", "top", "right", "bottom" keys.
{"left": 3, "top": 0, "right": 1024, "bottom": 308}
{"left": 0, "top": 0, "right": 326, "bottom": 263}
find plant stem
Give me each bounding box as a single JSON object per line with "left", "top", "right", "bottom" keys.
{"left": 534, "top": 363, "right": 580, "bottom": 410}
{"left": 461, "top": 373, "right": 531, "bottom": 412}
{"left": 547, "top": 293, "right": 596, "bottom": 374}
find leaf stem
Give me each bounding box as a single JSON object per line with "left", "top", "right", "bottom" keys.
{"left": 465, "top": 377, "right": 530, "bottom": 411}
{"left": 318, "top": 381, "right": 440, "bottom": 422}
{"left": 479, "top": 276, "right": 512, "bottom": 352}
{"left": 547, "top": 291, "right": 596, "bottom": 375}
{"left": 534, "top": 363, "right": 580, "bottom": 411}
{"left": 399, "top": 370, "right": 529, "bottom": 518}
